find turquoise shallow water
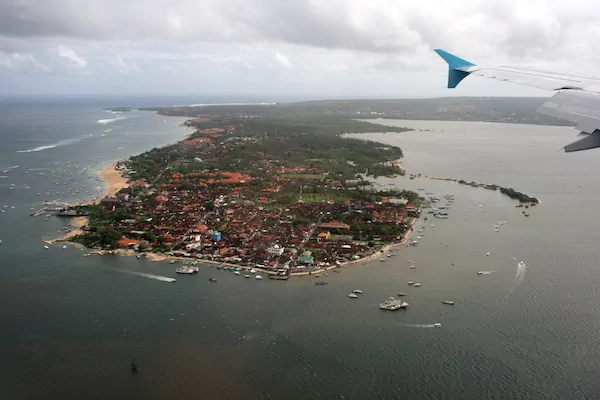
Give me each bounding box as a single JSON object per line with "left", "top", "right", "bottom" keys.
{"left": 3, "top": 109, "right": 600, "bottom": 399}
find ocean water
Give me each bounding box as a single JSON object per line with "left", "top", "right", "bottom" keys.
{"left": 2, "top": 104, "right": 600, "bottom": 400}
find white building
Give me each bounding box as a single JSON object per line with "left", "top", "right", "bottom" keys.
{"left": 267, "top": 244, "right": 285, "bottom": 256}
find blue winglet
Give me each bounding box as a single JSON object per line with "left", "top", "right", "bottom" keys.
{"left": 434, "top": 49, "right": 476, "bottom": 89}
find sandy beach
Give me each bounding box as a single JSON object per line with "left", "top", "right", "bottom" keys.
{"left": 50, "top": 216, "right": 89, "bottom": 244}
{"left": 98, "top": 162, "right": 129, "bottom": 199}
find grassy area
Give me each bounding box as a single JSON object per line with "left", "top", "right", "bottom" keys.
{"left": 281, "top": 173, "right": 327, "bottom": 179}
{"left": 299, "top": 193, "right": 353, "bottom": 203}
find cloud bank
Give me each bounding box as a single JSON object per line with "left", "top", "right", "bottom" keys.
{"left": 1, "top": 0, "right": 598, "bottom": 97}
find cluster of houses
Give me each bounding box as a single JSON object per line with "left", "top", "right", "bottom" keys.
{"left": 89, "top": 126, "right": 422, "bottom": 273}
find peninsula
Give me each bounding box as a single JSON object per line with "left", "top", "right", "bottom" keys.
{"left": 68, "top": 108, "right": 424, "bottom": 277}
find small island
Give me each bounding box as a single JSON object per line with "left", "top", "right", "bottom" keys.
{"left": 66, "top": 109, "right": 424, "bottom": 277}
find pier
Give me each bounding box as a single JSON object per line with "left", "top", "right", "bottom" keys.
{"left": 30, "top": 206, "right": 67, "bottom": 217}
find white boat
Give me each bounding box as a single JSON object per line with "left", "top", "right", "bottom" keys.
{"left": 379, "top": 259, "right": 386, "bottom": 262}
{"left": 379, "top": 297, "right": 409, "bottom": 310}
{"left": 234, "top": 271, "right": 240, "bottom": 275}
{"left": 255, "top": 275, "right": 263, "bottom": 280}
{"left": 244, "top": 274, "right": 251, "bottom": 278}
{"left": 348, "top": 293, "right": 358, "bottom": 298}
{"left": 434, "top": 323, "right": 442, "bottom": 328}
{"left": 352, "top": 289, "right": 363, "bottom": 294}
{"left": 408, "top": 281, "right": 414, "bottom": 285}
{"left": 176, "top": 266, "right": 194, "bottom": 274}
{"left": 414, "top": 283, "right": 421, "bottom": 287}
{"left": 250, "top": 268, "right": 257, "bottom": 273}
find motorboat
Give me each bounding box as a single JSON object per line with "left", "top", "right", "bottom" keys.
{"left": 255, "top": 275, "right": 263, "bottom": 280}
{"left": 407, "top": 281, "right": 414, "bottom": 285}
{"left": 352, "top": 289, "right": 363, "bottom": 294}
{"left": 442, "top": 300, "right": 454, "bottom": 305}
{"left": 434, "top": 323, "right": 442, "bottom": 328}
{"left": 348, "top": 293, "right": 358, "bottom": 298}
{"left": 414, "top": 283, "right": 421, "bottom": 287}
{"left": 244, "top": 274, "right": 251, "bottom": 278}
{"left": 208, "top": 277, "right": 218, "bottom": 282}
{"left": 397, "top": 292, "right": 407, "bottom": 296}
{"left": 234, "top": 271, "right": 240, "bottom": 276}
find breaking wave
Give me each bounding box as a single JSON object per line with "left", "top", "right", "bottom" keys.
{"left": 16, "top": 136, "right": 87, "bottom": 153}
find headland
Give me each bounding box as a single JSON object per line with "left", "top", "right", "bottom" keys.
{"left": 57, "top": 106, "right": 426, "bottom": 276}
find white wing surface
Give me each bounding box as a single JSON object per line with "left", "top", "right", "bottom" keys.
{"left": 435, "top": 49, "right": 600, "bottom": 152}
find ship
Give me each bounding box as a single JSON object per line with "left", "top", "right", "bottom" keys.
{"left": 379, "top": 297, "right": 409, "bottom": 310}
{"left": 176, "top": 266, "right": 194, "bottom": 274}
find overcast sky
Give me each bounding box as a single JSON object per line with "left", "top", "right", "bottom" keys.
{"left": 1, "top": 0, "right": 598, "bottom": 99}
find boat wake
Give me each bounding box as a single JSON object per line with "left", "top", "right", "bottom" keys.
{"left": 401, "top": 323, "right": 437, "bottom": 329}
{"left": 112, "top": 269, "right": 176, "bottom": 283}
{"left": 507, "top": 261, "right": 527, "bottom": 298}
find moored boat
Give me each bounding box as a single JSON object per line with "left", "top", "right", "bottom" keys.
{"left": 176, "top": 266, "right": 194, "bottom": 274}
{"left": 380, "top": 297, "right": 409, "bottom": 310}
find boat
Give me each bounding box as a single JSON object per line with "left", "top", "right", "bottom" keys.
{"left": 315, "top": 281, "right": 328, "bottom": 285}
{"left": 234, "top": 271, "right": 240, "bottom": 275}
{"left": 407, "top": 281, "right": 414, "bottom": 285}
{"left": 442, "top": 300, "right": 455, "bottom": 305}
{"left": 176, "top": 266, "right": 194, "bottom": 274}
{"left": 352, "top": 289, "right": 363, "bottom": 294}
{"left": 250, "top": 268, "right": 256, "bottom": 273}
{"left": 244, "top": 274, "right": 251, "bottom": 278}
{"left": 398, "top": 292, "right": 407, "bottom": 296}
{"left": 477, "top": 271, "right": 484, "bottom": 275}
{"left": 255, "top": 275, "right": 263, "bottom": 280}
{"left": 130, "top": 358, "right": 137, "bottom": 372}
{"left": 208, "top": 277, "right": 218, "bottom": 282}
{"left": 433, "top": 323, "right": 442, "bottom": 328}
{"left": 379, "top": 297, "right": 409, "bottom": 310}
{"left": 414, "top": 283, "right": 421, "bottom": 287}
{"left": 410, "top": 265, "right": 416, "bottom": 269}
{"left": 379, "top": 259, "right": 386, "bottom": 262}
{"left": 191, "top": 266, "right": 199, "bottom": 273}
{"left": 348, "top": 293, "right": 358, "bottom": 298}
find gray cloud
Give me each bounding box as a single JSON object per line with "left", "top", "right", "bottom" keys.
{"left": 0, "top": 0, "right": 599, "bottom": 97}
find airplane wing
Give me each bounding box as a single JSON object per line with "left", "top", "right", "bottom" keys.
{"left": 434, "top": 48, "right": 600, "bottom": 152}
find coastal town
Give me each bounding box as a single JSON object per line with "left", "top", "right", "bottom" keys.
{"left": 65, "top": 110, "right": 424, "bottom": 277}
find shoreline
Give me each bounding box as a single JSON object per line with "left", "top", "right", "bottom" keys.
{"left": 55, "top": 216, "right": 420, "bottom": 277}
{"left": 49, "top": 162, "right": 129, "bottom": 243}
